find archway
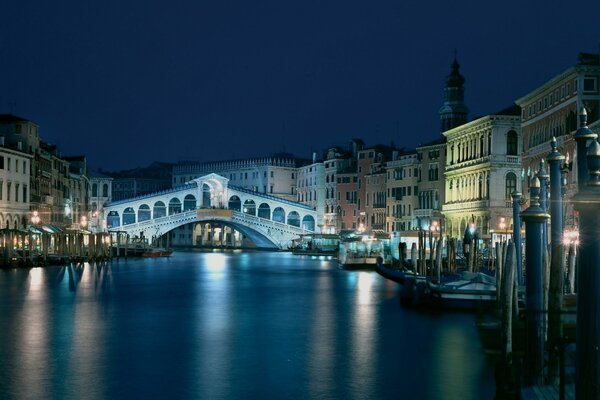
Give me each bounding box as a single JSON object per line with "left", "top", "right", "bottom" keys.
{"left": 273, "top": 207, "right": 285, "bottom": 223}
{"left": 228, "top": 196, "right": 241, "bottom": 212}
{"left": 138, "top": 204, "right": 151, "bottom": 222}
{"left": 107, "top": 211, "right": 120, "bottom": 229}
{"left": 243, "top": 200, "right": 256, "bottom": 216}
{"left": 123, "top": 207, "right": 136, "bottom": 225}
{"left": 203, "top": 184, "right": 211, "bottom": 207}
{"left": 288, "top": 211, "right": 300, "bottom": 227}
{"left": 153, "top": 201, "right": 166, "bottom": 219}
{"left": 184, "top": 194, "right": 197, "bottom": 211}
{"left": 258, "top": 203, "right": 270, "bottom": 219}
{"left": 169, "top": 198, "right": 182, "bottom": 215}
{"left": 302, "top": 215, "right": 315, "bottom": 231}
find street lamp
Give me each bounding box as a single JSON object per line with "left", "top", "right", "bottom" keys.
{"left": 30, "top": 211, "right": 40, "bottom": 225}
{"left": 80, "top": 215, "right": 88, "bottom": 229}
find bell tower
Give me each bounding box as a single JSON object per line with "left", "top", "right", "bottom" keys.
{"left": 439, "top": 57, "right": 469, "bottom": 132}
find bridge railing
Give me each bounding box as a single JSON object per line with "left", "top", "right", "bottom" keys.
{"left": 229, "top": 185, "right": 314, "bottom": 211}
{"left": 109, "top": 207, "right": 313, "bottom": 235}
{"left": 231, "top": 211, "right": 313, "bottom": 234}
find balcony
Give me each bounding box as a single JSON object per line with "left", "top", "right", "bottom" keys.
{"left": 443, "top": 199, "right": 489, "bottom": 212}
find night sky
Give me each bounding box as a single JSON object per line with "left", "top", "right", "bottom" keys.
{"left": 1, "top": 1, "right": 599, "bottom": 170}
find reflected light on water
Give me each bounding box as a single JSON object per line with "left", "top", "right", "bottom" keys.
{"left": 28, "top": 267, "right": 44, "bottom": 289}
{"left": 205, "top": 253, "right": 227, "bottom": 278}
{"left": 350, "top": 271, "right": 377, "bottom": 396}
{"left": 356, "top": 272, "right": 374, "bottom": 305}
{"left": 308, "top": 274, "right": 335, "bottom": 398}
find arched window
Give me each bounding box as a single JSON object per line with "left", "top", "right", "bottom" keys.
{"left": 102, "top": 184, "right": 108, "bottom": 197}
{"left": 505, "top": 172, "right": 517, "bottom": 199}
{"left": 507, "top": 130, "right": 518, "bottom": 155}
{"left": 92, "top": 183, "right": 98, "bottom": 197}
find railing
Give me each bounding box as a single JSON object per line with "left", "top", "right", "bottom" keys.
{"left": 229, "top": 185, "right": 314, "bottom": 210}
{"left": 443, "top": 199, "right": 490, "bottom": 211}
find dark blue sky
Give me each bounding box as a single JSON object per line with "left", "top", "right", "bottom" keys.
{"left": 1, "top": 1, "right": 599, "bottom": 170}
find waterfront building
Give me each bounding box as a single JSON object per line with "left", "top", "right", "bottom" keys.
{"left": 106, "top": 162, "right": 173, "bottom": 201}
{"left": 63, "top": 156, "right": 91, "bottom": 230}
{"left": 37, "top": 142, "right": 71, "bottom": 226}
{"left": 415, "top": 138, "right": 447, "bottom": 231}
{"left": 90, "top": 171, "right": 113, "bottom": 232}
{"left": 296, "top": 154, "right": 325, "bottom": 231}
{"left": 442, "top": 107, "right": 522, "bottom": 239}
{"left": 323, "top": 147, "right": 352, "bottom": 233}
{"left": 0, "top": 146, "right": 32, "bottom": 228}
{"left": 336, "top": 140, "right": 396, "bottom": 234}
{"left": 0, "top": 115, "right": 76, "bottom": 227}
{"left": 515, "top": 52, "right": 600, "bottom": 228}
{"left": 385, "top": 149, "right": 419, "bottom": 233}
{"left": 173, "top": 155, "right": 300, "bottom": 202}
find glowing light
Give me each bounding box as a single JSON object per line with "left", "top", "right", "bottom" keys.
{"left": 205, "top": 253, "right": 227, "bottom": 277}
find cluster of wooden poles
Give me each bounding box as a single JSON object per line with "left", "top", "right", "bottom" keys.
{"left": 0, "top": 228, "right": 114, "bottom": 267}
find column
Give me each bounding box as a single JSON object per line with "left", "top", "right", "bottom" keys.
{"left": 520, "top": 176, "right": 550, "bottom": 386}
{"left": 547, "top": 137, "right": 565, "bottom": 384}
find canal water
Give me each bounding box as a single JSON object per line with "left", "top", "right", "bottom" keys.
{"left": 0, "top": 252, "right": 495, "bottom": 400}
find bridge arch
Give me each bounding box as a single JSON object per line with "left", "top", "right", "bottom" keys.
{"left": 123, "top": 207, "right": 136, "bottom": 225}
{"left": 258, "top": 203, "right": 270, "bottom": 219}
{"left": 288, "top": 211, "right": 300, "bottom": 227}
{"left": 138, "top": 204, "right": 151, "bottom": 222}
{"left": 302, "top": 215, "right": 315, "bottom": 231}
{"left": 169, "top": 198, "right": 182, "bottom": 215}
{"left": 183, "top": 194, "right": 197, "bottom": 211}
{"left": 273, "top": 207, "right": 285, "bottom": 223}
{"left": 107, "top": 211, "right": 120, "bottom": 229}
{"left": 103, "top": 173, "right": 318, "bottom": 249}
{"left": 229, "top": 195, "right": 241, "bottom": 211}
{"left": 243, "top": 199, "right": 256, "bottom": 216}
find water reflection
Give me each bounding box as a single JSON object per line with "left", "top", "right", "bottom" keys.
{"left": 0, "top": 253, "right": 494, "bottom": 400}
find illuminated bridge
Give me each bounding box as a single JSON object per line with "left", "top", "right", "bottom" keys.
{"left": 102, "top": 173, "right": 317, "bottom": 249}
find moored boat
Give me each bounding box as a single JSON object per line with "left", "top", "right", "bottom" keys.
{"left": 290, "top": 233, "right": 339, "bottom": 256}
{"left": 338, "top": 234, "right": 391, "bottom": 270}
{"left": 142, "top": 248, "right": 173, "bottom": 257}
{"left": 427, "top": 271, "right": 497, "bottom": 309}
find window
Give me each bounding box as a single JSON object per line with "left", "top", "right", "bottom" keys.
{"left": 15, "top": 184, "right": 18, "bottom": 202}
{"left": 507, "top": 130, "right": 518, "bottom": 155}
{"left": 102, "top": 184, "right": 108, "bottom": 197}
{"left": 23, "top": 185, "right": 27, "bottom": 202}
{"left": 505, "top": 173, "right": 517, "bottom": 199}
{"left": 92, "top": 183, "right": 98, "bottom": 197}
{"left": 270, "top": 171, "right": 274, "bottom": 178}
{"left": 584, "top": 77, "right": 597, "bottom": 93}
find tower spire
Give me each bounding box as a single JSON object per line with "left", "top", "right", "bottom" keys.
{"left": 439, "top": 54, "right": 469, "bottom": 132}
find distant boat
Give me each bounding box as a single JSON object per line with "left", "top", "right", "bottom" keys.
{"left": 142, "top": 248, "right": 173, "bottom": 257}
{"left": 290, "top": 233, "right": 339, "bottom": 256}
{"left": 338, "top": 234, "right": 391, "bottom": 270}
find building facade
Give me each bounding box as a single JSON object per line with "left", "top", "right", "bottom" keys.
{"left": 385, "top": 150, "right": 419, "bottom": 233}
{"left": 442, "top": 111, "right": 522, "bottom": 239}
{"left": 0, "top": 147, "right": 32, "bottom": 228}
{"left": 515, "top": 52, "right": 600, "bottom": 228}
{"left": 90, "top": 172, "right": 113, "bottom": 232}
{"left": 173, "top": 156, "right": 300, "bottom": 201}
{"left": 415, "top": 139, "right": 447, "bottom": 232}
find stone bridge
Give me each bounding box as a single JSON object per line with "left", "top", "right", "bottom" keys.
{"left": 102, "top": 173, "right": 318, "bottom": 249}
